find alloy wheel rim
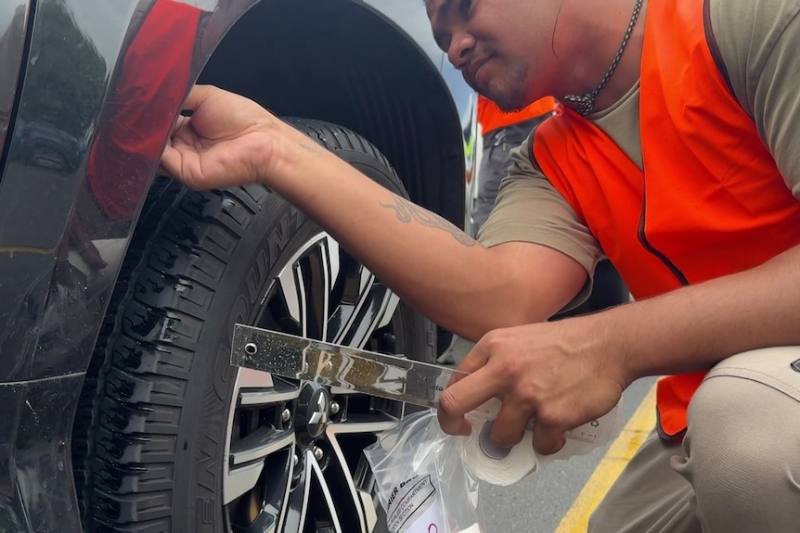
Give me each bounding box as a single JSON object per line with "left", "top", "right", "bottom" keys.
{"left": 223, "top": 232, "right": 406, "bottom": 532}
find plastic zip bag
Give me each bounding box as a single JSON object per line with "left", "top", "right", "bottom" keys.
{"left": 364, "top": 397, "right": 624, "bottom": 532}
{"left": 364, "top": 409, "right": 484, "bottom": 533}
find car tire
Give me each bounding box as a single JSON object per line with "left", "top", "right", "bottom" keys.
{"left": 73, "top": 119, "right": 436, "bottom": 532}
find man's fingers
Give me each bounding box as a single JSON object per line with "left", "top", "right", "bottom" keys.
{"left": 445, "top": 339, "right": 492, "bottom": 389}
{"left": 161, "top": 113, "right": 192, "bottom": 177}
{"left": 457, "top": 339, "right": 491, "bottom": 374}
{"left": 181, "top": 84, "right": 217, "bottom": 113}
{"left": 440, "top": 336, "right": 521, "bottom": 438}
{"left": 160, "top": 146, "right": 181, "bottom": 179}
{"left": 169, "top": 116, "right": 190, "bottom": 139}
{"left": 438, "top": 366, "right": 501, "bottom": 436}
{"left": 489, "top": 404, "right": 534, "bottom": 449}
{"left": 532, "top": 421, "right": 567, "bottom": 456}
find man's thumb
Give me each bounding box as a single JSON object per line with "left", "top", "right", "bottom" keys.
{"left": 532, "top": 424, "right": 567, "bottom": 456}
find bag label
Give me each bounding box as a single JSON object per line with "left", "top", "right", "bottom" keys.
{"left": 386, "top": 474, "right": 444, "bottom": 533}
{"left": 405, "top": 500, "right": 444, "bottom": 533}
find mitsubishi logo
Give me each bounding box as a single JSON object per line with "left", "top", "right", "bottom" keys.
{"left": 297, "top": 384, "right": 332, "bottom": 442}
{"left": 309, "top": 392, "right": 329, "bottom": 426}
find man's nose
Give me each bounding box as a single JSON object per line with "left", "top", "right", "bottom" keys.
{"left": 447, "top": 31, "right": 475, "bottom": 68}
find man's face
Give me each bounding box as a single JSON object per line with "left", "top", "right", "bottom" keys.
{"left": 426, "top": 0, "right": 560, "bottom": 110}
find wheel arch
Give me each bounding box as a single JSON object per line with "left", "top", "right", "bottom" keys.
{"left": 198, "top": 0, "right": 469, "bottom": 227}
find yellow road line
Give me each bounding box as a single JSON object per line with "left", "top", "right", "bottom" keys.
{"left": 554, "top": 385, "right": 657, "bottom": 533}
{"left": 0, "top": 246, "right": 58, "bottom": 256}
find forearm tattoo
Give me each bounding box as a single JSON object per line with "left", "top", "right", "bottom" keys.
{"left": 380, "top": 195, "right": 477, "bottom": 246}
{"left": 299, "top": 143, "right": 321, "bottom": 155}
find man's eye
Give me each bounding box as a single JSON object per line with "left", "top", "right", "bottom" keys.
{"left": 459, "top": 0, "right": 472, "bottom": 15}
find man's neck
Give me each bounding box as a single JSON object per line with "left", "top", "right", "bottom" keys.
{"left": 557, "top": 0, "right": 647, "bottom": 114}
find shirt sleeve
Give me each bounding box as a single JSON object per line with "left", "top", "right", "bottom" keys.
{"left": 478, "top": 132, "right": 603, "bottom": 310}
{"left": 711, "top": 0, "right": 800, "bottom": 198}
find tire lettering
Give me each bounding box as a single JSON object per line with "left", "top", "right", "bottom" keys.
{"left": 245, "top": 248, "right": 269, "bottom": 305}
{"left": 196, "top": 497, "right": 214, "bottom": 525}
{"left": 267, "top": 207, "right": 302, "bottom": 261}
{"left": 196, "top": 435, "right": 218, "bottom": 493}
{"left": 213, "top": 294, "right": 249, "bottom": 401}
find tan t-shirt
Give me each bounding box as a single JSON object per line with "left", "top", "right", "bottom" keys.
{"left": 479, "top": 0, "right": 800, "bottom": 308}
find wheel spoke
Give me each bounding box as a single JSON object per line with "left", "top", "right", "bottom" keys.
{"left": 334, "top": 266, "right": 375, "bottom": 347}
{"left": 226, "top": 460, "right": 270, "bottom": 506}
{"left": 330, "top": 413, "right": 400, "bottom": 435}
{"left": 321, "top": 415, "right": 401, "bottom": 533}
{"left": 301, "top": 235, "right": 339, "bottom": 341}
{"left": 376, "top": 292, "right": 400, "bottom": 330}
{"left": 226, "top": 427, "right": 294, "bottom": 504}
{"left": 237, "top": 370, "right": 300, "bottom": 408}
{"left": 308, "top": 456, "right": 345, "bottom": 533}
{"left": 346, "top": 284, "right": 399, "bottom": 349}
{"left": 230, "top": 426, "right": 295, "bottom": 467}
{"left": 295, "top": 450, "right": 344, "bottom": 533}
{"left": 238, "top": 448, "right": 294, "bottom": 533}
{"left": 328, "top": 265, "right": 374, "bottom": 345}
{"left": 334, "top": 267, "right": 399, "bottom": 349}
{"left": 283, "top": 452, "right": 311, "bottom": 533}
{"left": 277, "top": 262, "right": 308, "bottom": 337}
{"left": 275, "top": 233, "right": 342, "bottom": 340}
{"left": 224, "top": 370, "right": 300, "bottom": 505}
{"left": 238, "top": 368, "right": 277, "bottom": 390}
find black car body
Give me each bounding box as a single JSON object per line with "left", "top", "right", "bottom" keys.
{"left": 0, "top": 0, "right": 477, "bottom": 531}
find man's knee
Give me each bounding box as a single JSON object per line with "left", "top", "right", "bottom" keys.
{"left": 676, "top": 347, "right": 800, "bottom": 529}
{"left": 682, "top": 377, "right": 795, "bottom": 494}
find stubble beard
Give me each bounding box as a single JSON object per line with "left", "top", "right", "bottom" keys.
{"left": 484, "top": 61, "right": 532, "bottom": 112}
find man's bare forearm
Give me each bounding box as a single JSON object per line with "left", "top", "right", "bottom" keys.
{"left": 586, "top": 245, "right": 800, "bottom": 383}
{"left": 261, "top": 131, "right": 583, "bottom": 338}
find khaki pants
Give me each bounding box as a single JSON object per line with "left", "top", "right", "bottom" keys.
{"left": 589, "top": 346, "right": 800, "bottom": 533}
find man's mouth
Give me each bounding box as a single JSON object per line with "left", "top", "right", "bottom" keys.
{"left": 465, "top": 56, "right": 491, "bottom": 87}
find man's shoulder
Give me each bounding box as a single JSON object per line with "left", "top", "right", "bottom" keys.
{"left": 511, "top": 128, "right": 542, "bottom": 175}
{"left": 709, "top": 0, "right": 800, "bottom": 114}
{"left": 708, "top": 0, "right": 797, "bottom": 46}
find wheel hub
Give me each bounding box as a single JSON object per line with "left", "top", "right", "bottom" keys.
{"left": 296, "top": 383, "right": 332, "bottom": 444}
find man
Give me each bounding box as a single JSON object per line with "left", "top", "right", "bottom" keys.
{"left": 160, "top": 0, "right": 800, "bottom": 530}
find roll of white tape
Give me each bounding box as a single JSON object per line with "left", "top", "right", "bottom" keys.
{"left": 461, "top": 418, "right": 538, "bottom": 486}
{"left": 460, "top": 396, "right": 625, "bottom": 486}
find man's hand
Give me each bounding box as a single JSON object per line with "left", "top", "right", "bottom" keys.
{"left": 437, "top": 317, "right": 629, "bottom": 455}
{"left": 160, "top": 85, "right": 291, "bottom": 190}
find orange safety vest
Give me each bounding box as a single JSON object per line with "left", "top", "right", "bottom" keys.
{"left": 531, "top": 0, "right": 800, "bottom": 439}
{"left": 477, "top": 95, "right": 556, "bottom": 136}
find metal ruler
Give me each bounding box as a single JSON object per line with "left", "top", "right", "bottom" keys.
{"left": 230, "top": 324, "right": 620, "bottom": 446}
{"left": 231, "top": 324, "right": 459, "bottom": 408}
